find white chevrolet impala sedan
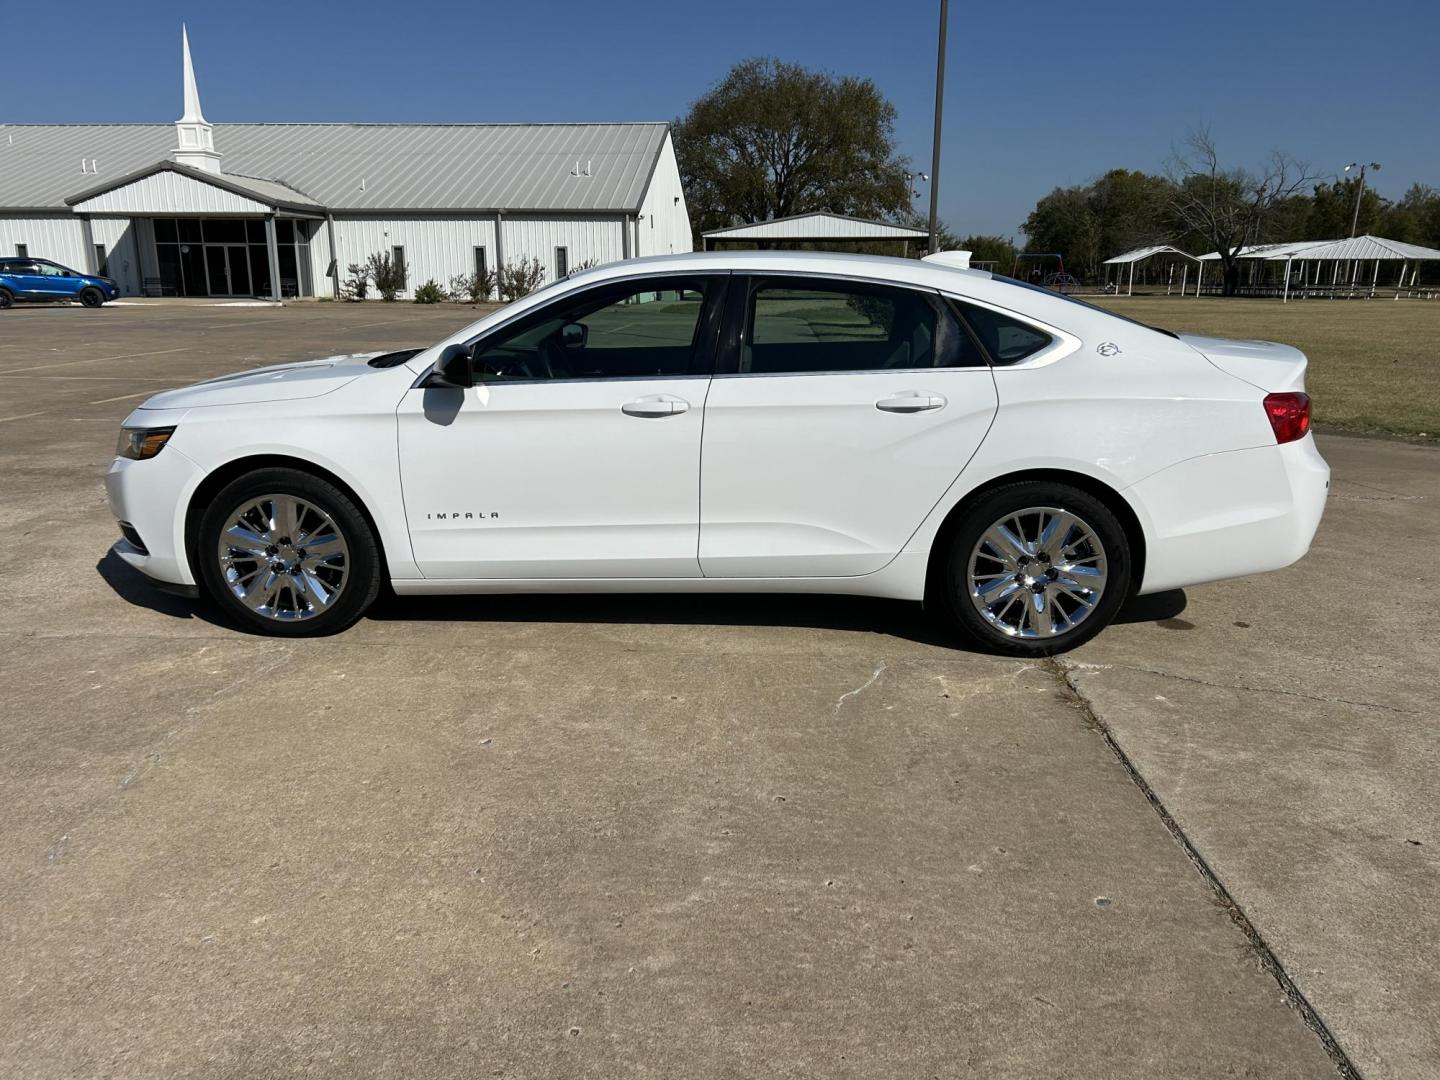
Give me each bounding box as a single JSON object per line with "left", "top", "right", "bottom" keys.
{"left": 107, "top": 251, "right": 1329, "bottom": 655}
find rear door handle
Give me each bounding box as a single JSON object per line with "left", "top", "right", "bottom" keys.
{"left": 622, "top": 395, "right": 690, "bottom": 418}
{"left": 875, "top": 391, "right": 947, "bottom": 414}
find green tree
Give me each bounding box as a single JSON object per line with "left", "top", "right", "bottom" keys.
{"left": 1307, "top": 177, "right": 1388, "bottom": 239}
{"left": 673, "top": 58, "right": 912, "bottom": 238}
{"left": 1089, "top": 169, "right": 1175, "bottom": 259}
{"left": 1022, "top": 185, "right": 1101, "bottom": 277}
{"left": 1379, "top": 184, "right": 1440, "bottom": 246}
{"left": 956, "top": 234, "right": 1019, "bottom": 272}
{"left": 1021, "top": 171, "right": 1174, "bottom": 280}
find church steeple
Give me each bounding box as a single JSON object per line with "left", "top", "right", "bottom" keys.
{"left": 173, "top": 25, "right": 222, "bottom": 174}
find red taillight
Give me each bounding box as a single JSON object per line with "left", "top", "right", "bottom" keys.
{"left": 1263, "top": 392, "right": 1311, "bottom": 444}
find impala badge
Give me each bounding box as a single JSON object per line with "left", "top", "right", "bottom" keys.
{"left": 1097, "top": 342, "right": 1122, "bottom": 357}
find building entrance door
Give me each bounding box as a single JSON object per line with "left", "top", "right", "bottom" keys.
{"left": 204, "top": 244, "right": 252, "bottom": 296}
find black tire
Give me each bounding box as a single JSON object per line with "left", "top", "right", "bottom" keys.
{"left": 197, "top": 467, "right": 382, "bottom": 637}
{"left": 0, "top": 288, "right": 13, "bottom": 309}
{"left": 79, "top": 287, "right": 105, "bottom": 308}
{"left": 934, "top": 481, "right": 1132, "bottom": 657}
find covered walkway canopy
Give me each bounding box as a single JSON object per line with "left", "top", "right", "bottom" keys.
{"left": 1101, "top": 245, "right": 1200, "bottom": 295}
{"left": 701, "top": 212, "right": 929, "bottom": 252}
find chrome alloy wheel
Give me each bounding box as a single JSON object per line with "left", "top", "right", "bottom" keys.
{"left": 216, "top": 494, "right": 350, "bottom": 622}
{"left": 966, "top": 506, "right": 1108, "bottom": 639}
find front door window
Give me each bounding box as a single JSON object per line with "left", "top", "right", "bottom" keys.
{"left": 470, "top": 276, "right": 718, "bottom": 383}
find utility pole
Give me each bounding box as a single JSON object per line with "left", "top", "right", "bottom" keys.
{"left": 1344, "top": 161, "right": 1380, "bottom": 238}
{"left": 928, "top": 0, "right": 949, "bottom": 253}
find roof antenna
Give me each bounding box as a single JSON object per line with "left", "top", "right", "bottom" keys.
{"left": 360, "top": 177, "right": 367, "bottom": 191}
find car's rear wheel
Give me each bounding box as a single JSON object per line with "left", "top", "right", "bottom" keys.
{"left": 0, "top": 288, "right": 13, "bottom": 309}
{"left": 79, "top": 287, "right": 105, "bottom": 308}
{"left": 937, "top": 481, "right": 1131, "bottom": 656}
{"left": 197, "top": 468, "right": 381, "bottom": 636}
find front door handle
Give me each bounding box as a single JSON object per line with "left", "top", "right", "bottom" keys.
{"left": 622, "top": 395, "right": 690, "bottom": 418}
{"left": 875, "top": 391, "right": 947, "bottom": 414}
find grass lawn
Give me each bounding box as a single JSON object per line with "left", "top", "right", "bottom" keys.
{"left": 1091, "top": 296, "right": 1440, "bottom": 439}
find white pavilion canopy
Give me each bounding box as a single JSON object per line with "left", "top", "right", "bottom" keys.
{"left": 701, "top": 213, "right": 929, "bottom": 251}
{"left": 1194, "top": 235, "right": 1440, "bottom": 301}
{"left": 1101, "top": 245, "right": 1199, "bottom": 295}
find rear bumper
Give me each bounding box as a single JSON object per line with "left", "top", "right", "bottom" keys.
{"left": 105, "top": 447, "right": 206, "bottom": 587}
{"left": 1131, "top": 434, "right": 1330, "bottom": 594}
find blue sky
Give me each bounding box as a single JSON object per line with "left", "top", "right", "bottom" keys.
{"left": 8, "top": 0, "right": 1438, "bottom": 236}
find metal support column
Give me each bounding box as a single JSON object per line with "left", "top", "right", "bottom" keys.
{"left": 264, "top": 215, "right": 282, "bottom": 302}
{"left": 325, "top": 213, "right": 341, "bottom": 298}
{"left": 79, "top": 216, "right": 97, "bottom": 275}
{"left": 927, "top": 0, "right": 949, "bottom": 252}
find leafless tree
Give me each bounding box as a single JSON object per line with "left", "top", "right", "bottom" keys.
{"left": 1167, "top": 128, "right": 1319, "bottom": 295}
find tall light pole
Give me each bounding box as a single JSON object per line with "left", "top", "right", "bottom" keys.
{"left": 1344, "top": 161, "right": 1380, "bottom": 237}
{"left": 928, "top": 0, "right": 949, "bottom": 253}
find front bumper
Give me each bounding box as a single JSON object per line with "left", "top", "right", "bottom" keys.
{"left": 1130, "top": 433, "right": 1330, "bottom": 594}
{"left": 105, "top": 445, "right": 206, "bottom": 587}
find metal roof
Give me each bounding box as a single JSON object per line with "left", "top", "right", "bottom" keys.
{"left": 1102, "top": 244, "right": 1197, "bottom": 264}
{"left": 0, "top": 123, "right": 669, "bottom": 212}
{"left": 66, "top": 161, "right": 323, "bottom": 213}
{"left": 1256, "top": 234, "right": 1440, "bottom": 262}
{"left": 1194, "top": 241, "right": 1326, "bottom": 262}
{"left": 702, "top": 212, "right": 929, "bottom": 241}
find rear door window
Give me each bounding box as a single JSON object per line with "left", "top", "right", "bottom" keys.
{"left": 742, "top": 278, "right": 966, "bottom": 373}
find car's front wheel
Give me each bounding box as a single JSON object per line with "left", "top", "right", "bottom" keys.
{"left": 197, "top": 468, "right": 381, "bottom": 636}
{"left": 937, "top": 481, "right": 1132, "bottom": 656}
{"left": 79, "top": 287, "right": 105, "bottom": 308}
{"left": 0, "top": 287, "right": 13, "bottom": 309}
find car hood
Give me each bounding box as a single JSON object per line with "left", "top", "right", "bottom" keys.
{"left": 137, "top": 353, "right": 393, "bottom": 410}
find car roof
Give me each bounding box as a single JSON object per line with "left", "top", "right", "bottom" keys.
{"left": 566, "top": 250, "right": 1138, "bottom": 336}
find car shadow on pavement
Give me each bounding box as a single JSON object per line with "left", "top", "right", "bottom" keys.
{"left": 96, "top": 546, "right": 1186, "bottom": 646}
{"left": 95, "top": 550, "right": 229, "bottom": 629}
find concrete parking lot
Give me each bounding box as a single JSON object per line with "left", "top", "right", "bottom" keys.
{"left": 1, "top": 301, "right": 1435, "bottom": 1078}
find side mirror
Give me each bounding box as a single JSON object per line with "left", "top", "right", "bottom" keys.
{"left": 559, "top": 322, "right": 588, "bottom": 349}
{"left": 428, "top": 343, "right": 474, "bottom": 389}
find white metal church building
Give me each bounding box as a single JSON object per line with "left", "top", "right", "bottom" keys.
{"left": 0, "top": 30, "right": 692, "bottom": 300}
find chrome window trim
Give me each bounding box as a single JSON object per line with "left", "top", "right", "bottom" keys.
{"left": 710, "top": 367, "right": 993, "bottom": 381}
{"left": 418, "top": 373, "right": 715, "bottom": 390}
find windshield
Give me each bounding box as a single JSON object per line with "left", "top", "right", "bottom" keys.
{"left": 991, "top": 274, "right": 1178, "bottom": 339}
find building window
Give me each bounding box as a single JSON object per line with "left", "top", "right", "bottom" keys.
{"left": 94, "top": 244, "right": 108, "bottom": 276}
{"left": 391, "top": 245, "right": 406, "bottom": 290}
{"left": 15, "top": 244, "right": 27, "bottom": 258}
{"left": 474, "top": 246, "right": 488, "bottom": 284}
{"left": 555, "top": 246, "right": 569, "bottom": 279}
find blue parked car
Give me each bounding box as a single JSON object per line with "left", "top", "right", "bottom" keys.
{"left": 0, "top": 257, "right": 118, "bottom": 308}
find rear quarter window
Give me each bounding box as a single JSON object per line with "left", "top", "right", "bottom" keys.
{"left": 952, "top": 300, "right": 1053, "bottom": 366}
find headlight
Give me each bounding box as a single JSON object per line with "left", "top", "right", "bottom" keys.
{"left": 116, "top": 426, "right": 175, "bottom": 460}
